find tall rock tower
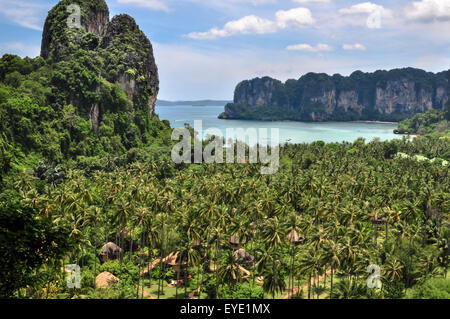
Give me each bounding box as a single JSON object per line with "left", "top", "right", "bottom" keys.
{"left": 40, "top": 0, "right": 159, "bottom": 131}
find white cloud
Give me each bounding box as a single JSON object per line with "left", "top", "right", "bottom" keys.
{"left": 343, "top": 43, "right": 367, "bottom": 51}
{"left": 275, "top": 7, "right": 316, "bottom": 28}
{"left": 187, "top": 7, "right": 315, "bottom": 39}
{"left": 405, "top": 0, "right": 450, "bottom": 22}
{"left": 216, "top": 15, "right": 275, "bottom": 35}
{"left": 286, "top": 43, "right": 333, "bottom": 52}
{"left": 153, "top": 42, "right": 372, "bottom": 100}
{"left": 0, "top": 0, "right": 47, "bottom": 31}
{"left": 187, "top": 15, "right": 276, "bottom": 39}
{"left": 339, "top": 2, "right": 393, "bottom": 29}
{"left": 339, "top": 2, "right": 386, "bottom": 15}
{"left": 117, "top": 0, "right": 170, "bottom": 11}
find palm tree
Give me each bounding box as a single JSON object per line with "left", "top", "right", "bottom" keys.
{"left": 383, "top": 258, "right": 404, "bottom": 284}
{"left": 113, "top": 198, "right": 133, "bottom": 275}
{"left": 284, "top": 212, "right": 302, "bottom": 294}
{"left": 322, "top": 238, "right": 341, "bottom": 299}
{"left": 331, "top": 278, "right": 367, "bottom": 299}
{"left": 156, "top": 212, "right": 168, "bottom": 298}
{"left": 217, "top": 250, "right": 247, "bottom": 290}
{"left": 261, "top": 259, "right": 285, "bottom": 299}
{"left": 261, "top": 216, "right": 287, "bottom": 299}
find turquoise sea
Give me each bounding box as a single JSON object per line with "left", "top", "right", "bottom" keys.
{"left": 156, "top": 105, "right": 400, "bottom": 145}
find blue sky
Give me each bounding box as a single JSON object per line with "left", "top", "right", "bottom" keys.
{"left": 1, "top": 0, "right": 450, "bottom": 100}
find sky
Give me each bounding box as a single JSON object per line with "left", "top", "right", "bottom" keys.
{"left": 1, "top": 0, "right": 450, "bottom": 100}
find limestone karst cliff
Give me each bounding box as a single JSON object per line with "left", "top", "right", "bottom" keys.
{"left": 101, "top": 14, "right": 159, "bottom": 118}
{"left": 40, "top": 0, "right": 159, "bottom": 132}
{"left": 220, "top": 68, "right": 450, "bottom": 122}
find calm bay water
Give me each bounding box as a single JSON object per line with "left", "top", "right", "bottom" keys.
{"left": 156, "top": 105, "right": 399, "bottom": 145}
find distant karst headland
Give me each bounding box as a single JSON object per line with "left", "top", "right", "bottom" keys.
{"left": 220, "top": 68, "right": 450, "bottom": 123}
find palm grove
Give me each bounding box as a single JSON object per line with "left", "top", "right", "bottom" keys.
{"left": 1, "top": 0, "right": 450, "bottom": 300}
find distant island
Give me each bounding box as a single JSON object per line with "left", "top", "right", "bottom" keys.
{"left": 219, "top": 68, "right": 450, "bottom": 123}
{"left": 157, "top": 99, "right": 232, "bottom": 107}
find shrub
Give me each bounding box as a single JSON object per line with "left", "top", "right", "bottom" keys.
{"left": 4, "top": 71, "right": 23, "bottom": 88}
{"left": 99, "top": 260, "right": 139, "bottom": 284}
{"left": 410, "top": 278, "right": 450, "bottom": 299}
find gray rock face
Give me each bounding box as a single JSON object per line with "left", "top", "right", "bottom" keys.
{"left": 234, "top": 77, "right": 282, "bottom": 107}
{"left": 118, "top": 73, "right": 137, "bottom": 100}
{"left": 337, "top": 90, "right": 364, "bottom": 115}
{"left": 375, "top": 80, "right": 433, "bottom": 114}
{"left": 311, "top": 89, "right": 337, "bottom": 115}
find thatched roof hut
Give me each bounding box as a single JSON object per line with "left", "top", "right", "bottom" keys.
{"left": 140, "top": 258, "right": 162, "bottom": 276}
{"left": 287, "top": 230, "right": 305, "bottom": 245}
{"left": 163, "top": 252, "right": 187, "bottom": 267}
{"left": 95, "top": 272, "right": 120, "bottom": 289}
{"left": 233, "top": 249, "right": 254, "bottom": 265}
{"left": 163, "top": 252, "right": 179, "bottom": 266}
{"left": 101, "top": 242, "right": 123, "bottom": 262}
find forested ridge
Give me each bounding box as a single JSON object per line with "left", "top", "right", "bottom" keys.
{"left": 396, "top": 107, "right": 450, "bottom": 136}
{"left": 220, "top": 70, "right": 450, "bottom": 122}
{"left": 0, "top": 0, "right": 449, "bottom": 300}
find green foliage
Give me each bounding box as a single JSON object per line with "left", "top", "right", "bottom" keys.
{"left": 99, "top": 260, "right": 139, "bottom": 283}
{"left": 0, "top": 198, "right": 72, "bottom": 298}
{"left": 231, "top": 283, "right": 264, "bottom": 299}
{"left": 4, "top": 71, "right": 23, "bottom": 88}
{"left": 34, "top": 161, "right": 67, "bottom": 185}
{"left": 0, "top": 134, "right": 13, "bottom": 183}
{"left": 331, "top": 279, "right": 371, "bottom": 299}
{"left": 87, "top": 281, "right": 136, "bottom": 299}
{"left": 409, "top": 278, "right": 450, "bottom": 299}
{"left": 397, "top": 108, "right": 449, "bottom": 136}
{"left": 382, "top": 281, "right": 406, "bottom": 299}
{"left": 81, "top": 268, "right": 95, "bottom": 289}
{"left": 0, "top": 47, "right": 170, "bottom": 167}
{"left": 0, "top": 55, "right": 44, "bottom": 81}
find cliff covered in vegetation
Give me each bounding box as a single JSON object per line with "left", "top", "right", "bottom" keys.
{"left": 0, "top": 0, "right": 165, "bottom": 170}
{"left": 396, "top": 105, "right": 450, "bottom": 136}
{"left": 40, "top": 0, "right": 159, "bottom": 132}
{"left": 220, "top": 68, "right": 450, "bottom": 122}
